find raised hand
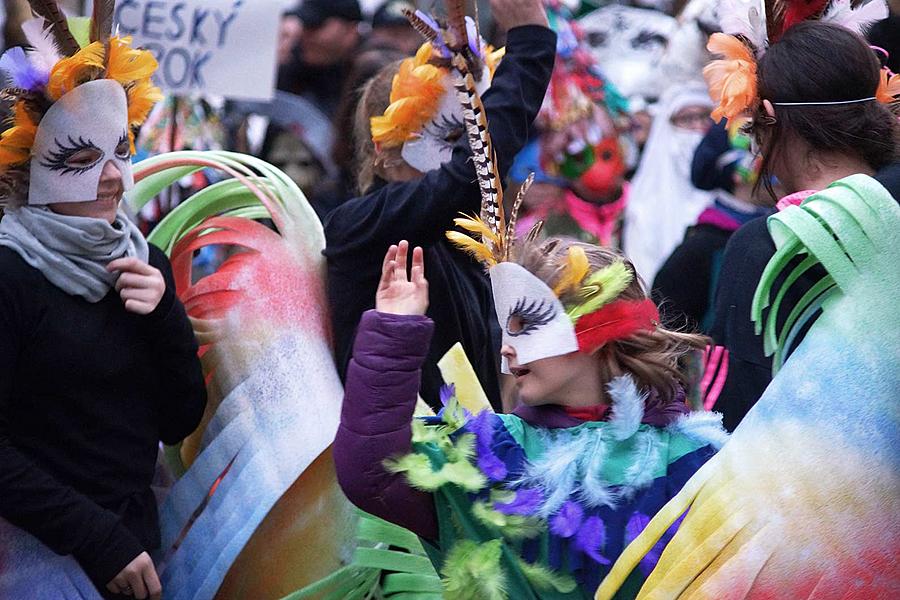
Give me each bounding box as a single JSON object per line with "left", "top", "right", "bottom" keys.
{"left": 107, "top": 257, "right": 166, "bottom": 315}
{"left": 490, "top": 0, "right": 548, "bottom": 31}
{"left": 376, "top": 241, "right": 429, "bottom": 316}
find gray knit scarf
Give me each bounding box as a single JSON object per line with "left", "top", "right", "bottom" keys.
{"left": 0, "top": 205, "right": 149, "bottom": 302}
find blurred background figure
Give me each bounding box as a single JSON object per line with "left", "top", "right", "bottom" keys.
{"left": 652, "top": 118, "right": 772, "bottom": 333}
{"left": 279, "top": 0, "right": 364, "bottom": 117}
{"left": 509, "top": 0, "right": 630, "bottom": 246}
{"left": 364, "top": 0, "right": 423, "bottom": 54}
{"left": 621, "top": 81, "right": 714, "bottom": 285}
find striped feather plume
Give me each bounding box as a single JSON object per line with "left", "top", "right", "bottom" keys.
{"left": 445, "top": 0, "right": 469, "bottom": 48}
{"left": 451, "top": 54, "right": 503, "bottom": 237}
{"left": 504, "top": 173, "right": 534, "bottom": 261}
{"left": 90, "top": 0, "right": 115, "bottom": 44}
{"left": 402, "top": 8, "right": 439, "bottom": 44}
{"left": 27, "top": 0, "right": 80, "bottom": 56}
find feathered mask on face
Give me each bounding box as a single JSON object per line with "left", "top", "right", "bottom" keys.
{"left": 0, "top": 0, "right": 161, "bottom": 203}
{"left": 443, "top": 45, "right": 658, "bottom": 365}
{"left": 369, "top": 3, "right": 503, "bottom": 173}
{"left": 705, "top": 0, "right": 895, "bottom": 124}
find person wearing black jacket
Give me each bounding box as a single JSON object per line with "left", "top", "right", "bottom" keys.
{"left": 0, "top": 22, "right": 206, "bottom": 600}
{"left": 708, "top": 22, "right": 899, "bottom": 431}
{"left": 324, "top": 0, "right": 556, "bottom": 409}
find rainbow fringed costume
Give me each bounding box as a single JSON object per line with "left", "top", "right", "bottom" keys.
{"left": 597, "top": 175, "right": 900, "bottom": 599}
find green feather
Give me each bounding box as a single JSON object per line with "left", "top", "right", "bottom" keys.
{"left": 384, "top": 434, "right": 487, "bottom": 492}
{"left": 441, "top": 539, "right": 508, "bottom": 600}
{"left": 566, "top": 261, "right": 633, "bottom": 323}
{"left": 516, "top": 558, "right": 578, "bottom": 594}
{"left": 471, "top": 501, "right": 544, "bottom": 540}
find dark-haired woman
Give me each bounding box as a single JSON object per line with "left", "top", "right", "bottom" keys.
{"left": 709, "top": 20, "right": 899, "bottom": 431}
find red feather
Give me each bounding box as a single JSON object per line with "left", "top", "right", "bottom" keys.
{"left": 781, "top": 0, "right": 828, "bottom": 36}
{"left": 574, "top": 299, "right": 660, "bottom": 353}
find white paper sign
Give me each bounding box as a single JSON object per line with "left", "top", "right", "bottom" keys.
{"left": 114, "top": 0, "right": 281, "bottom": 101}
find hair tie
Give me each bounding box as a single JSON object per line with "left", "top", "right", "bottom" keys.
{"left": 772, "top": 97, "right": 877, "bottom": 106}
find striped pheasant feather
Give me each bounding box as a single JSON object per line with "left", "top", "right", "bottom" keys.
{"left": 402, "top": 8, "right": 439, "bottom": 44}
{"left": 451, "top": 54, "right": 503, "bottom": 242}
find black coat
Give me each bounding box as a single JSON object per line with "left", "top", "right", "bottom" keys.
{"left": 324, "top": 25, "right": 557, "bottom": 409}
{"left": 0, "top": 244, "right": 206, "bottom": 591}
{"left": 709, "top": 164, "right": 900, "bottom": 430}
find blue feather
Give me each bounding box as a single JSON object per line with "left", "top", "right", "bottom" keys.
{"left": 606, "top": 375, "right": 646, "bottom": 440}
{"left": 0, "top": 47, "right": 48, "bottom": 91}
{"left": 668, "top": 411, "right": 729, "bottom": 449}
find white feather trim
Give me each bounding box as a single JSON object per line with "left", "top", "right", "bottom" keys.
{"left": 518, "top": 430, "right": 590, "bottom": 517}
{"left": 606, "top": 375, "right": 646, "bottom": 441}
{"left": 669, "top": 411, "right": 729, "bottom": 449}
{"left": 822, "top": 0, "right": 888, "bottom": 36}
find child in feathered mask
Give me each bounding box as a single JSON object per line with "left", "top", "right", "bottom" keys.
{"left": 324, "top": 0, "right": 556, "bottom": 411}
{"left": 0, "top": 4, "right": 205, "bottom": 599}
{"left": 334, "top": 232, "right": 727, "bottom": 598}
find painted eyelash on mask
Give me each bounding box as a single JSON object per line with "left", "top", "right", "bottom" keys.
{"left": 115, "top": 131, "right": 131, "bottom": 158}
{"left": 507, "top": 297, "right": 557, "bottom": 337}
{"left": 422, "top": 114, "right": 465, "bottom": 143}
{"left": 40, "top": 135, "right": 104, "bottom": 176}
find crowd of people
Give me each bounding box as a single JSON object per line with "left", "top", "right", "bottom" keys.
{"left": 0, "top": 0, "right": 898, "bottom": 599}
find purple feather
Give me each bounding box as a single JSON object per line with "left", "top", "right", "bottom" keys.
{"left": 494, "top": 487, "right": 544, "bottom": 516}
{"left": 638, "top": 511, "right": 687, "bottom": 577}
{"left": 549, "top": 500, "right": 583, "bottom": 538}
{"left": 415, "top": 10, "right": 451, "bottom": 58}
{"left": 625, "top": 511, "right": 650, "bottom": 545}
{"left": 439, "top": 384, "right": 456, "bottom": 407}
{"left": 468, "top": 410, "right": 507, "bottom": 481}
{"left": 0, "top": 47, "right": 48, "bottom": 92}
{"left": 574, "top": 516, "right": 611, "bottom": 565}
{"left": 465, "top": 16, "right": 483, "bottom": 58}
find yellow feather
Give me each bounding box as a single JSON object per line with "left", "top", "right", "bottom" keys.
{"left": 553, "top": 246, "right": 590, "bottom": 296}
{"left": 47, "top": 41, "right": 105, "bottom": 100}
{"left": 106, "top": 37, "right": 159, "bottom": 86}
{"left": 453, "top": 215, "right": 501, "bottom": 246}
{"left": 445, "top": 231, "right": 496, "bottom": 266}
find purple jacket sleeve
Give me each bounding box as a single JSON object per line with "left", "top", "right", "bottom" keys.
{"left": 333, "top": 310, "right": 439, "bottom": 539}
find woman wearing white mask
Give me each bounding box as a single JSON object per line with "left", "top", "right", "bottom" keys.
{"left": 622, "top": 82, "right": 716, "bottom": 286}
{"left": 0, "top": 4, "right": 206, "bottom": 599}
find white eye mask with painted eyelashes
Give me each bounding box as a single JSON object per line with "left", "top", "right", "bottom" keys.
{"left": 401, "top": 69, "right": 491, "bottom": 173}
{"left": 29, "top": 79, "right": 134, "bottom": 206}
{"left": 490, "top": 262, "right": 579, "bottom": 373}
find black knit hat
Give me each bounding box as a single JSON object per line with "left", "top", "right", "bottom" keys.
{"left": 372, "top": 0, "right": 416, "bottom": 28}
{"left": 296, "top": 0, "right": 363, "bottom": 28}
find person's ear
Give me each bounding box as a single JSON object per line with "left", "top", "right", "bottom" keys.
{"left": 762, "top": 99, "right": 776, "bottom": 119}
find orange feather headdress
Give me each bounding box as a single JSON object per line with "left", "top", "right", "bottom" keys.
{"left": 0, "top": 1, "right": 161, "bottom": 195}
{"left": 704, "top": 0, "right": 893, "bottom": 124}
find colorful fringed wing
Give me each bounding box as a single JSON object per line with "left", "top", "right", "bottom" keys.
{"left": 596, "top": 174, "right": 900, "bottom": 599}
{"left": 127, "top": 151, "right": 354, "bottom": 600}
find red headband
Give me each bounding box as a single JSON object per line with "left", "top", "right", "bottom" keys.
{"left": 574, "top": 299, "right": 660, "bottom": 353}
